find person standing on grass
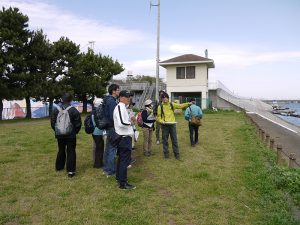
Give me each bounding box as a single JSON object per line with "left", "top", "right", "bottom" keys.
{"left": 157, "top": 92, "right": 190, "bottom": 160}
{"left": 114, "top": 90, "right": 135, "bottom": 190}
{"left": 126, "top": 95, "right": 137, "bottom": 168}
{"left": 102, "top": 84, "right": 120, "bottom": 177}
{"left": 153, "top": 90, "right": 166, "bottom": 145}
{"left": 141, "top": 99, "right": 156, "bottom": 156}
{"left": 91, "top": 98, "right": 105, "bottom": 168}
{"left": 184, "top": 98, "right": 203, "bottom": 147}
{"left": 51, "top": 93, "right": 82, "bottom": 178}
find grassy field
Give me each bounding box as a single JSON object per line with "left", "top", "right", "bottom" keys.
{"left": 0, "top": 111, "right": 299, "bottom": 225}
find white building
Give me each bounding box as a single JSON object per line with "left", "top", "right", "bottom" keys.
{"left": 160, "top": 54, "right": 215, "bottom": 109}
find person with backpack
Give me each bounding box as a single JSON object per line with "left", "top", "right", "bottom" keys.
{"left": 141, "top": 99, "right": 156, "bottom": 156}
{"left": 91, "top": 98, "right": 105, "bottom": 168}
{"left": 157, "top": 92, "right": 190, "bottom": 160}
{"left": 153, "top": 90, "right": 166, "bottom": 145}
{"left": 184, "top": 98, "right": 203, "bottom": 147}
{"left": 51, "top": 93, "right": 82, "bottom": 178}
{"left": 102, "top": 84, "right": 120, "bottom": 177}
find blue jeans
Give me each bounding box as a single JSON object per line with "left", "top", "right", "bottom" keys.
{"left": 103, "top": 138, "right": 117, "bottom": 175}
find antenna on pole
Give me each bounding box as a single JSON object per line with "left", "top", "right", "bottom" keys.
{"left": 88, "top": 41, "right": 95, "bottom": 52}
{"left": 150, "top": 0, "right": 160, "bottom": 101}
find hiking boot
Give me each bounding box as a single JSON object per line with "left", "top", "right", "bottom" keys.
{"left": 68, "top": 172, "right": 75, "bottom": 178}
{"left": 119, "top": 183, "right": 136, "bottom": 190}
{"left": 175, "top": 155, "right": 181, "bottom": 160}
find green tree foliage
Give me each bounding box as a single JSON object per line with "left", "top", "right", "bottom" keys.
{"left": 45, "top": 37, "right": 80, "bottom": 115}
{"left": 1, "top": 7, "right": 124, "bottom": 119}
{"left": 21, "top": 29, "right": 52, "bottom": 118}
{"left": 129, "top": 75, "right": 163, "bottom": 85}
{"left": 69, "top": 49, "right": 124, "bottom": 113}
{"left": 0, "top": 7, "right": 31, "bottom": 119}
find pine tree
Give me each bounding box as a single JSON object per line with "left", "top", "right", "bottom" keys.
{"left": 69, "top": 49, "right": 124, "bottom": 113}
{"left": 0, "top": 7, "right": 31, "bottom": 119}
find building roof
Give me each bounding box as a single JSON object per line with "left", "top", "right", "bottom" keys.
{"left": 160, "top": 54, "right": 215, "bottom": 68}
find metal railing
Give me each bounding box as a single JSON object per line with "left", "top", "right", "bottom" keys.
{"left": 137, "top": 83, "right": 150, "bottom": 109}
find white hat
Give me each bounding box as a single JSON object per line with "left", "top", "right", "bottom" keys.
{"left": 93, "top": 98, "right": 103, "bottom": 107}
{"left": 144, "top": 99, "right": 152, "bottom": 106}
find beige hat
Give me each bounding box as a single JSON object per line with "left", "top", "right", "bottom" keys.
{"left": 93, "top": 98, "right": 103, "bottom": 107}
{"left": 144, "top": 99, "right": 152, "bottom": 106}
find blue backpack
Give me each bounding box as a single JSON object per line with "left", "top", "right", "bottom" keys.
{"left": 84, "top": 114, "right": 95, "bottom": 134}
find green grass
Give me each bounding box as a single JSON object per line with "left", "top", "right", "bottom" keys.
{"left": 0, "top": 112, "right": 299, "bottom": 225}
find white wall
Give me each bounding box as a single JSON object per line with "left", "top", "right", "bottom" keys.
{"left": 164, "top": 63, "right": 209, "bottom": 108}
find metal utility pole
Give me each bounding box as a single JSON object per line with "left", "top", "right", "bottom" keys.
{"left": 151, "top": 0, "right": 160, "bottom": 101}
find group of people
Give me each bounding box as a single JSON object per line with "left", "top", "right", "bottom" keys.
{"left": 50, "top": 84, "right": 203, "bottom": 190}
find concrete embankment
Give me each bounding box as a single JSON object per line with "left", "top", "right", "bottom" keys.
{"left": 247, "top": 113, "right": 300, "bottom": 167}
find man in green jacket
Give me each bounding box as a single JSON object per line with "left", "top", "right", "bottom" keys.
{"left": 157, "top": 93, "right": 190, "bottom": 160}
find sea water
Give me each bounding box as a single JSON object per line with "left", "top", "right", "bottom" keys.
{"left": 277, "top": 102, "right": 300, "bottom": 127}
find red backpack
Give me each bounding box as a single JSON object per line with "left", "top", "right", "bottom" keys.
{"left": 136, "top": 111, "right": 143, "bottom": 127}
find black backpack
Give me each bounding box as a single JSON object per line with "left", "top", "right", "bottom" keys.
{"left": 94, "top": 98, "right": 110, "bottom": 129}
{"left": 84, "top": 114, "right": 95, "bottom": 134}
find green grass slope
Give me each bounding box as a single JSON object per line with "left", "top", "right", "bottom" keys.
{"left": 0, "top": 111, "right": 298, "bottom": 225}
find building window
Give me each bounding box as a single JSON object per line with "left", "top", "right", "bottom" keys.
{"left": 186, "top": 66, "right": 195, "bottom": 79}
{"left": 176, "top": 66, "right": 195, "bottom": 79}
{"left": 176, "top": 67, "right": 185, "bottom": 79}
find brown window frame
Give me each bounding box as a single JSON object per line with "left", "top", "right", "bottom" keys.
{"left": 176, "top": 66, "right": 195, "bottom": 79}
{"left": 186, "top": 66, "right": 195, "bottom": 79}
{"left": 176, "top": 67, "right": 185, "bottom": 79}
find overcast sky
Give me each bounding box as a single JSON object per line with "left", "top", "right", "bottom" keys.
{"left": 2, "top": 0, "right": 300, "bottom": 99}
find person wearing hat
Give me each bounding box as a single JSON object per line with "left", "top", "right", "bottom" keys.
{"left": 50, "top": 93, "right": 82, "bottom": 178}
{"left": 184, "top": 98, "right": 203, "bottom": 147}
{"left": 91, "top": 98, "right": 105, "bottom": 168}
{"left": 126, "top": 94, "right": 137, "bottom": 168}
{"left": 157, "top": 92, "right": 190, "bottom": 160}
{"left": 113, "top": 90, "right": 135, "bottom": 190}
{"left": 141, "top": 99, "right": 156, "bottom": 156}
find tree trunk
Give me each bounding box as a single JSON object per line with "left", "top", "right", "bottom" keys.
{"left": 0, "top": 99, "right": 3, "bottom": 121}
{"left": 48, "top": 97, "right": 54, "bottom": 117}
{"left": 82, "top": 97, "right": 87, "bottom": 114}
{"left": 25, "top": 96, "right": 32, "bottom": 119}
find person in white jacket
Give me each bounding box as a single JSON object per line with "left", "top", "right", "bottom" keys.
{"left": 113, "top": 90, "right": 135, "bottom": 190}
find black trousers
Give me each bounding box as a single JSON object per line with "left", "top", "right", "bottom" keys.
{"left": 116, "top": 136, "right": 132, "bottom": 186}
{"left": 92, "top": 135, "right": 104, "bottom": 168}
{"left": 56, "top": 138, "right": 76, "bottom": 172}
{"left": 188, "top": 123, "right": 199, "bottom": 145}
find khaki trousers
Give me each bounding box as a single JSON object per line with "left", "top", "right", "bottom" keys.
{"left": 143, "top": 127, "right": 153, "bottom": 154}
